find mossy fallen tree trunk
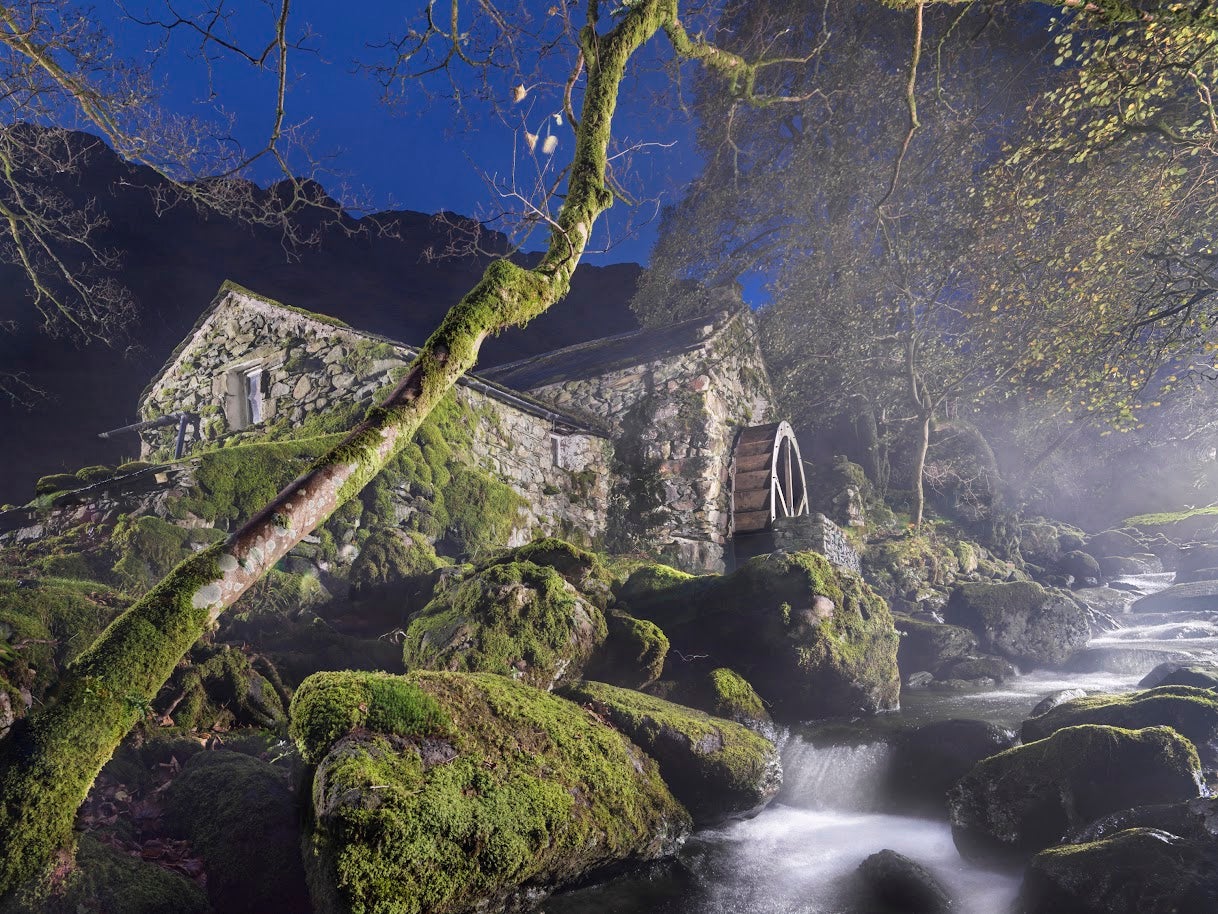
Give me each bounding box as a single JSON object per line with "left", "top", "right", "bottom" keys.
{"left": 0, "top": 0, "right": 799, "bottom": 897}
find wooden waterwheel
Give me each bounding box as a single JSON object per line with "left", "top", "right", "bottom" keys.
{"left": 730, "top": 421, "right": 810, "bottom": 535}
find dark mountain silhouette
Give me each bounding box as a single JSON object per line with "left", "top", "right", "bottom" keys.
{"left": 0, "top": 132, "right": 641, "bottom": 506}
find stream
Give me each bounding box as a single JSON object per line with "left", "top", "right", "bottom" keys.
{"left": 544, "top": 571, "right": 1218, "bottom": 914}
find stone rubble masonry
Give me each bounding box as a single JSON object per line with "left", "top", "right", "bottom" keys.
{"left": 7, "top": 291, "right": 786, "bottom": 576}
{"left": 136, "top": 287, "right": 612, "bottom": 550}
{"left": 525, "top": 309, "right": 774, "bottom": 573}
{"left": 771, "top": 514, "right": 862, "bottom": 575}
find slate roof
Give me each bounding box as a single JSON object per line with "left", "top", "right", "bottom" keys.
{"left": 481, "top": 310, "right": 737, "bottom": 391}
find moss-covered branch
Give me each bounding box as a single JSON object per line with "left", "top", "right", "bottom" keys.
{"left": 0, "top": 0, "right": 810, "bottom": 898}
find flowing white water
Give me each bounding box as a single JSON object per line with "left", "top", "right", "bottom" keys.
{"left": 546, "top": 571, "right": 1211, "bottom": 914}
{"left": 546, "top": 738, "right": 1021, "bottom": 914}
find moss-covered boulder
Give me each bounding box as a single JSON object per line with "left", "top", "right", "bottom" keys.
{"left": 704, "top": 668, "right": 770, "bottom": 729}
{"left": 948, "top": 725, "right": 1203, "bottom": 862}
{"left": 401, "top": 558, "right": 606, "bottom": 690}
{"left": 1020, "top": 686, "right": 1218, "bottom": 766}
{"left": 1140, "top": 661, "right": 1218, "bottom": 691}
{"left": 163, "top": 751, "right": 309, "bottom": 914}
{"left": 617, "top": 552, "right": 899, "bottom": 720}
{"left": 33, "top": 473, "right": 83, "bottom": 497}
{"left": 583, "top": 609, "right": 669, "bottom": 689}
{"left": 290, "top": 670, "right": 690, "bottom": 914}
{"left": 1019, "top": 827, "right": 1218, "bottom": 914}
{"left": 562, "top": 680, "right": 781, "bottom": 824}
{"left": 887, "top": 719, "right": 1018, "bottom": 817}
{"left": 0, "top": 834, "right": 212, "bottom": 914}
{"left": 349, "top": 527, "right": 442, "bottom": 595}
{"left": 944, "top": 581, "right": 1088, "bottom": 668}
{"left": 157, "top": 644, "right": 288, "bottom": 731}
{"left": 892, "top": 615, "right": 978, "bottom": 677}
{"left": 485, "top": 538, "right": 611, "bottom": 606}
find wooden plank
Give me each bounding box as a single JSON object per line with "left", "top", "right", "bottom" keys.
{"left": 733, "top": 488, "right": 770, "bottom": 512}
{"left": 733, "top": 509, "right": 772, "bottom": 532}
{"left": 734, "top": 452, "right": 771, "bottom": 474}
{"left": 734, "top": 469, "right": 771, "bottom": 490}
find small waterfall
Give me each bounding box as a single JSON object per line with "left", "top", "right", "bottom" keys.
{"left": 778, "top": 739, "right": 893, "bottom": 811}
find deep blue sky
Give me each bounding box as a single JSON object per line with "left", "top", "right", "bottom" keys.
{"left": 98, "top": 0, "right": 704, "bottom": 266}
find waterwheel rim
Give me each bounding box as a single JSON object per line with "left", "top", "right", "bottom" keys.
{"left": 730, "top": 421, "right": 810, "bottom": 536}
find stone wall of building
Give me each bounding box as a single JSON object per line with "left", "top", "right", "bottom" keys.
{"left": 137, "top": 286, "right": 612, "bottom": 549}
{"left": 771, "top": 514, "right": 862, "bottom": 575}
{"left": 527, "top": 309, "right": 773, "bottom": 572}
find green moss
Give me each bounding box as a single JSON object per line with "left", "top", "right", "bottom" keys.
{"left": 163, "top": 750, "right": 309, "bottom": 913}
{"left": 160, "top": 644, "right": 288, "bottom": 732}
{"left": 350, "top": 528, "right": 441, "bottom": 594}
{"left": 0, "top": 578, "right": 129, "bottom": 695}
{"left": 585, "top": 609, "right": 669, "bottom": 689}
{"left": 0, "top": 545, "right": 225, "bottom": 896}
{"left": 0, "top": 834, "right": 212, "bottom": 914}
{"left": 343, "top": 339, "right": 400, "bottom": 377}
{"left": 616, "top": 563, "right": 697, "bottom": 611}
{"left": 109, "top": 516, "right": 193, "bottom": 593}
{"left": 950, "top": 724, "right": 1203, "bottom": 861}
{"left": 33, "top": 474, "right": 81, "bottom": 497}
{"left": 485, "top": 537, "right": 609, "bottom": 596}
{"left": 1124, "top": 505, "right": 1218, "bottom": 527}
{"left": 708, "top": 668, "right": 767, "bottom": 724}
{"left": 443, "top": 466, "right": 523, "bottom": 558}
{"left": 74, "top": 466, "right": 115, "bottom": 484}
{"left": 402, "top": 560, "right": 607, "bottom": 690}
{"left": 115, "top": 461, "right": 153, "bottom": 474}
{"left": 171, "top": 437, "right": 339, "bottom": 527}
{"left": 37, "top": 552, "right": 95, "bottom": 580}
{"left": 1021, "top": 686, "right": 1218, "bottom": 762}
{"left": 618, "top": 551, "right": 900, "bottom": 720}
{"left": 561, "top": 680, "right": 778, "bottom": 824}
{"left": 297, "top": 670, "right": 688, "bottom": 914}
{"left": 289, "top": 670, "right": 452, "bottom": 764}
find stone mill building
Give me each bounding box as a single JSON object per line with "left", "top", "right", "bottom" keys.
{"left": 22, "top": 281, "right": 857, "bottom": 574}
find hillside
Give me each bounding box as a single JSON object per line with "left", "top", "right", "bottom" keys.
{"left": 0, "top": 131, "right": 640, "bottom": 506}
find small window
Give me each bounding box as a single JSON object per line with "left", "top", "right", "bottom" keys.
{"left": 246, "top": 368, "right": 264, "bottom": 425}
{"left": 550, "top": 433, "right": 564, "bottom": 469}
{"left": 223, "top": 365, "right": 269, "bottom": 431}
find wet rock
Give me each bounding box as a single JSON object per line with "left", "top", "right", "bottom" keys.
{"left": 948, "top": 724, "right": 1203, "bottom": 863}
{"left": 1070, "top": 796, "right": 1218, "bottom": 844}
{"left": 1019, "top": 827, "right": 1218, "bottom": 914}
{"left": 888, "top": 719, "right": 1017, "bottom": 817}
{"left": 850, "top": 849, "right": 954, "bottom": 914}
{"left": 1029, "top": 688, "right": 1087, "bottom": 718}
{"left": 1056, "top": 550, "right": 1102, "bottom": 586}
{"left": 1178, "top": 543, "right": 1218, "bottom": 574}
{"left": 1140, "top": 661, "right": 1218, "bottom": 691}
{"left": 1098, "top": 555, "right": 1161, "bottom": 577}
{"left": 936, "top": 655, "right": 1017, "bottom": 683}
{"left": 893, "top": 615, "right": 978, "bottom": 678}
{"left": 1021, "top": 686, "right": 1218, "bottom": 766}
{"left": 562, "top": 680, "right": 782, "bottom": 825}
{"left": 906, "top": 671, "right": 935, "bottom": 690}
{"left": 1131, "top": 580, "right": 1218, "bottom": 614}
{"left": 292, "top": 670, "right": 690, "bottom": 914}
{"left": 1174, "top": 566, "right": 1218, "bottom": 585}
{"left": 1084, "top": 529, "right": 1144, "bottom": 560}
{"left": 617, "top": 552, "right": 900, "bottom": 720}
{"left": 584, "top": 609, "right": 669, "bottom": 690}
{"left": 944, "top": 581, "right": 1089, "bottom": 669}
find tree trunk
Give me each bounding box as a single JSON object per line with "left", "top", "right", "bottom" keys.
{"left": 0, "top": 3, "right": 688, "bottom": 895}
{"left": 911, "top": 409, "right": 931, "bottom": 527}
